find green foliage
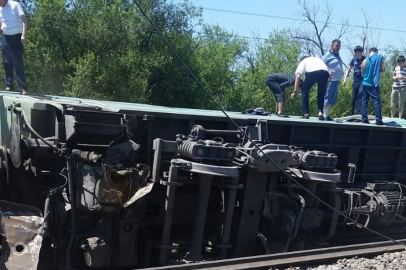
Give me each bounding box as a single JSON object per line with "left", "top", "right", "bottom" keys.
{"left": 233, "top": 30, "right": 301, "bottom": 113}
{"left": 7, "top": 0, "right": 404, "bottom": 119}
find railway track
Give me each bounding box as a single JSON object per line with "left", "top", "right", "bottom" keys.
{"left": 145, "top": 239, "right": 406, "bottom": 270}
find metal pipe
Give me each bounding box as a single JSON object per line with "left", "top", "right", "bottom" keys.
{"left": 287, "top": 179, "right": 305, "bottom": 241}
{"left": 42, "top": 193, "right": 51, "bottom": 235}
{"left": 219, "top": 176, "right": 238, "bottom": 259}
{"left": 327, "top": 193, "right": 342, "bottom": 240}
{"left": 186, "top": 175, "right": 213, "bottom": 261}
{"left": 158, "top": 165, "right": 179, "bottom": 265}
{"left": 205, "top": 130, "right": 241, "bottom": 135}
{"left": 65, "top": 152, "right": 76, "bottom": 267}
{"left": 144, "top": 115, "right": 154, "bottom": 165}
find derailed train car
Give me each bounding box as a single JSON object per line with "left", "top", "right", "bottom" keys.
{"left": 0, "top": 92, "right": 406, "bottom": 269}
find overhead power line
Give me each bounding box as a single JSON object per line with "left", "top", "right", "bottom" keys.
{"left": 203, "top": 7, "right": 406, "bottom": 34}
{"left": 201, "top": 34, "right": 403, "bottom": 54}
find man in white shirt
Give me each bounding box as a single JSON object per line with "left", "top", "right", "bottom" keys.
{"left": 291, "top": 56, "right": 331, "bottom": 120}
{"left": 0, "top": 0, "right": 28, "bottom": 95}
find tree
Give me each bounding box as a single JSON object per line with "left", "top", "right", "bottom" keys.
{"left": 233, "top": 30, "right": 302, "bottom": 113}
{"left": 193, "top": 24, "right": 248, "bottom": 109}
{"left": 292, "top": 0, "right": 349, "bottom": 57}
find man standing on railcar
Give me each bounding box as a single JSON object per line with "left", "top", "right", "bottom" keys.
{"left": 360, "top": 47, "right": 385, "bottom": 125}
{"left": 291, "top": 56, "right": 330, "bottom": 120}
{"left": 0, "top": 0, "right": 28, "bottom": 95}
{"left": 322, "top": 39, "right": 344, "bottom": 121}
{"left": 343, "top": 46, "right": 365, "bottom": 115}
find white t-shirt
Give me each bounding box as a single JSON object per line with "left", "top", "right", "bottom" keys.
{"left": 295, "top": 57, "right": 329, "bottom": 75}
{"left": 0, "top": 0, "right": 25, "bottom": 35}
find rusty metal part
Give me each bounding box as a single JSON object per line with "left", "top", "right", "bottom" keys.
{"left": 0, "top": 200, "right": 44, "bottom": 270}
{"left": 9, "top": 121, "right": 21, "bottom": 168}
{"left": 72, "top": 149, "right": 101, "bottom": 163}
{"left": 76, "top": 162, "right": 149, "bottom": 211}
{"left": 260, "top": 190, "right": 299, "bottom": 253}
{"left": 144, "top": 239, "right": 406, "bottom": 270}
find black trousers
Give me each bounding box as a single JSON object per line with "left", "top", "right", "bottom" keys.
{"left": 301, "top": 70, "right": 329, "bottom": 114}
{"left": 352, "top": 80, "right": 362, "bottom": 115}
{"left": 265, "top": 76, "right": 285, "bottom": 102}
{"left": 2, "top": 33, "right": 27, "bottom": 90}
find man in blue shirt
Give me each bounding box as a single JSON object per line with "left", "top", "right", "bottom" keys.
{"left": 343, "top": 46, "right": 365, "bottom": 115}
{"left": 322, "top": 39, "right": 343, "bottom": 121}
{"left": 360, "top": 47, "right": 385, "bottom": 125}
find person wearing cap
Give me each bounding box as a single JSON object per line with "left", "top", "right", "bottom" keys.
{"left": 343, "top": 46, "right": 365, "bottom": 115}
{"left": 322, "top": 39, "right": 344, "bottom": 121}
{"left": 0, "top": 0, "right": 28, "bottom": 95}
{"left": 291, "top": 56, "right": 331, "bottom": 120}
{"left": 265, "top": 73, "right": 302, "bottom": 117}
{"left": 390, "top": 55, "right": 406, "bottom": 118}
{"left": 360, "top": 47, "right": 385, "bottom": 125}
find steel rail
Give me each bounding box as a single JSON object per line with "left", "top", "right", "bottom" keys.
{"left": 144, "top": 239, "right": 406, "bottom": 270}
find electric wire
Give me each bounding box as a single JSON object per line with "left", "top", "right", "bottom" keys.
{"left": 203, "top": 7, "right": 406, "bottom": 34}
{"left": 133, "top": 0, "right": 406, "bottom": 248}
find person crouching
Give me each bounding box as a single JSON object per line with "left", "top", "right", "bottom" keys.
{"left": 265, "top": 73, "right": 302, "bottom": 117}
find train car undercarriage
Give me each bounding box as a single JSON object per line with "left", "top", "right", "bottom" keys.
{"left": 0, "top": 95, "right": 405, "bottom": 269}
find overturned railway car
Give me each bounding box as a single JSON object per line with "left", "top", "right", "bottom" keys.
{"left": 0, "top": 92, "right": 406, "bottom": 269}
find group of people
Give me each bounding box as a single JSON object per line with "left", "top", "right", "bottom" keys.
{"left": 265, "top": 39, "right": 406, "bottom": 125}
{"left": 0, "top": 0, "right": 28, "bottom": 95}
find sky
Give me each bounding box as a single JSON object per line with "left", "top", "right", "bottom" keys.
{"left": 172, "top": 0, "right": 406, "bottom": 64}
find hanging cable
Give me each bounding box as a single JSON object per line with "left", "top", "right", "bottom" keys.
{"left": 133, "top": 0, "right": 406, "bottom": 247}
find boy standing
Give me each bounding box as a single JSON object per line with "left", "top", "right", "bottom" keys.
{"left": 390, "top": 56, "right": 406, "bottom": 118}
{"left": 343, "top": 46, "right": 365, "bottom": 115}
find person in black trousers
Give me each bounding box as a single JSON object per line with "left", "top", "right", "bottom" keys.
{"left": 0, "top": 0, "right": 28, "bottom": 95}
{"left": 265, "top": 73, "right": 302, "bottom": 117}
{"left": 291, "top": 56, "right": 331, "bottom": 120}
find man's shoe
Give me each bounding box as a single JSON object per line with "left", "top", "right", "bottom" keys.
{"left": 5, "top": 87, "right": 11, "bottom": 91}
{"left": 326, "top": 116, "right": 334, "bottom": 121}
{"left": 375, "top": 120, "right": 384, "bottom": 126}
{"left": 277, "top": 112, "right": 289, "bottom": 118}
{"left": 21, "top": 89, "right": 28, "bottom": 95}
{"left": 302, "top": 114, "right": 309, "bottom": 119}
{"left": 362, "top": 120, "right": 370, "bottom": 124}
{"left": 318, "top": 115, "right": 324, "bottom": 120}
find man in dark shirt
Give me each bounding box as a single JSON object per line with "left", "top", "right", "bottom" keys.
{"left": 265, "top": 73, "right": 301, "bottom": 117}
{"left": 343, "top": 46, "right": 365, "bottom": 115}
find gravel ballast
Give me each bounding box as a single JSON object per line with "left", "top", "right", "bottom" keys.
{"left": 275, "top": 251, "right": 406, "bottom": 270}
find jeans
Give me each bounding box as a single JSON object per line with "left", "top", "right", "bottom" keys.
{"left": 352, "top": 80, "right": 363, "bottom": 115}
{"left": 324, "top": 81, "right": 339, "bottom": 106}
{"left": 361, "top": 85, "right": 382, "bottom": 122}
{"left": 1, "top": 33, "right": 27, "bottom": 90}
{"left": 301, "top": 70, "right": 329, "bottom": 115}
